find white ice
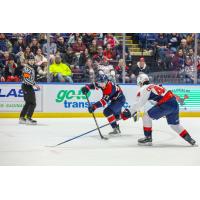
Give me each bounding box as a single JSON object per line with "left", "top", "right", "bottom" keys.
{"left": 0, "top": 117, "right": 199, "bottom": 165}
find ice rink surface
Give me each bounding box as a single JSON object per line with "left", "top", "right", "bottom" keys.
{"left": 0, "top": 117, "right": 199, "bottom": 166}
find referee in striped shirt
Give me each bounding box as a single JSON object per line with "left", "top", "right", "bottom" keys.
{"left": 19, "top": 54, "right": 40, "bottom": 125}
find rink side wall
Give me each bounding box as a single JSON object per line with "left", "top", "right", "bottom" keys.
{"left": 0, "top": 83, "right": 200, "bottom": 118}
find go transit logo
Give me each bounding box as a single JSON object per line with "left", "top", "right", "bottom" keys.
{"left": 55, "top": 89, "right": 94, "bottom": 109}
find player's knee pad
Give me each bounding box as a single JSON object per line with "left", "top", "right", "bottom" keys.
{"left": 103, "top": 107, "right": 113, "bottom": 117}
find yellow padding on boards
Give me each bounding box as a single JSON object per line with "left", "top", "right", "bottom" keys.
{"left": 0, "top": 112, "right": 200, "bottom": 118}
{"left": 0, "top": 112, "right": 104, "bottom": 118}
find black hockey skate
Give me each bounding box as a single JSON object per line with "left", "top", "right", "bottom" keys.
{"left": 183, "top": 134, "right": 196, "bottom": 146}
{"left": 109, "top": 124, "right": 121, "bottom": 135}
{"left": 26, "top": 118, "right": 37, "bottom": 125}
{"left": 138, "top": 136, "right": 152, "bottom": 146}
{"left": 19, "top": 117, "right": 26, "bottom": 124}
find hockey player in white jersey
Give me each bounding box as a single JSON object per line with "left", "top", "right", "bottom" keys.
{"left": 130, "top": 73, "right": 196, "bottom": 146}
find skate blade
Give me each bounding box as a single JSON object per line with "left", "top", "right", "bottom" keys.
{"left": 26, "top": 122, "right": 37, "bottom": 125}
{"left": 138, "top": 142, "right": 152, "bottom": 146}
{"left": 108, "top": 132, "right": 121, "bottom": 137}
{"left": 19, "top": 121, "right": 26, "bottom": 124}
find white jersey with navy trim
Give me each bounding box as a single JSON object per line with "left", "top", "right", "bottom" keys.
{"left": 131, "top": 84, "right": 167, "bottom": 113}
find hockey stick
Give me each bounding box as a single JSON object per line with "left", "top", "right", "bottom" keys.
{"left": 85, "top": 94, "right": 108, "bottom": 140}
{"left": 45, "top": 121, "right": 112, "bottom": 147}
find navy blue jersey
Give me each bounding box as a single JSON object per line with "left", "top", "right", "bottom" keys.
{"left": 86, "top": 81, "right": 125, "bottom": 108}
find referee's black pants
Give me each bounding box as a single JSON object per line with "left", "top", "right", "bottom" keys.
{"left": 20, "top": 84, "right": 36, "bottom": 119}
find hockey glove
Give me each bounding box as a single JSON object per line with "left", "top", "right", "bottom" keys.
{"left": 81, "top": 86, "right": 90, "bottom": 95}
{"left": 88, "top": 104, "right": 97, "bottom": 113}
{"left": 121, "top": 109, "right": 132, "bottom": 120}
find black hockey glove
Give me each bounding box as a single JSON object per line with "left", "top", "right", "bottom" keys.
{"left": 121, "top": 109, "right": 132, "bottom": 120}
{"left": 81, "top": 86, "right": 89, "bottom": 95}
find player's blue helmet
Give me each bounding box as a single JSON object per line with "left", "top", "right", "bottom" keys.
{"left": 96, "top": 74, "right": 108, "bottom": 83}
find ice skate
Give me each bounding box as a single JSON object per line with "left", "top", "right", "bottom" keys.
{"left": 183, "top": 134, "right": 196, "bottom": 146}
{"left": 19, "top": 117, "right": 26, "bottom": 124}
{"left": 109, "top": 124, "right": 121, "bottom": 135}
{"left": 26, "top": 118, "right": 37, "bottom": 125}
{"left": 138, "top": 136, "right": 152, "bottom": 146}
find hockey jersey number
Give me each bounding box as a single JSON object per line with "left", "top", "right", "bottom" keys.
{"left": 146, "top": 84, "right": 166, "bottom": 95}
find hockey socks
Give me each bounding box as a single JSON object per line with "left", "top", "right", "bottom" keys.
{"left": 179, "top": 130, "right": 196, "bottom": 145}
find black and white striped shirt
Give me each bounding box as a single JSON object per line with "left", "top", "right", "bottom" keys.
{"left": 22, "top": 65, "right": 36, "bottom": 86}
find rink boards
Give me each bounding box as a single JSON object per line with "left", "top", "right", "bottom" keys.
{"left": 0, "top": 83, "right": 200, "bottom": 118}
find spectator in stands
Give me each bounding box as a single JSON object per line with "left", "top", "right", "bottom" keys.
{"left": 82, "top": 33, "right": 94, "bottom": 48}
{"left": 35, "top": 48, "right": 46, "bottom": 66}
{"left": 68, "top": 33, "right": 81, "bottom": 46}
{"left": 72, "top": 52, "right": 86, "bottom": 69}
{"left": 0, "top": 33, "right": 12, "bottom": 52}
{"left": 72, "top": 37, "right": 86, "bottom": 53}
{"left": 42, "top": 36, "right": 57, "bottom": 56}
{"left": 2, "top": 51, "right": 10, "bottom": 66}
{"left": 4, "top": 56, "right": 21, "bottom": 82}
{"left": 57, "top": 36, "right": 68, "bottom": 54}
{"left": 103, "top": 43, "right": 115, "bottom": 61}
{"left": 93, "top": 46, "right": 107, "bottom": 65}
{"left": 115, "top": 40, "right": 131, "bottom": 61}
{"left": 186, "top": 33, "right": 195, "bottom": 46}
{"left": 13, "top": 37, "right": 26, "bottom": 54}
{"left": 0, "top": 61, "right": 5, "bottom": 82}
{"left": 89, "top": 39, "right": 98, "bottom": 56}
{"left": 30, "top": 38, "right": 40, "bottom": 55}
{"left": 15, "top": 47, "right": 32, "bottom": 66}
{"left": 178, "top": 39, "right": 190, "bottom": 56}
{"left": 83, "top": 58, "right": 97, "bottom": 82}
{"left": 185, "top": 48, "right": 195, "bottom": 66}
{"left": 49, "top": 55, "right": 73, "bottom": 83}
{"left": 36, "top": 58, "right": 48, "bottom": 82}
{"left": 168, "top": 33, "right": 181, "bottom": 53}
{"left": 129, "top": 57, "right": 149, "bottom": 83}
{"left": 83, "top": 48, "right": 91, "bottom": 63}
{"left": 104, "top": 33, "right": 119, "bottom": 48}
{"left": 38, "top": 33, "right": 47, "bottom": 48}
{"left": 24, "top": 47, "right": 33, "bottom": 60}
{"left": 95, "top": 33, "right": 104, "bottom": 41}
{"left": 155, "top": 33, "right": 168, "bottom": 62}
{"left": 115, "top": 59, "right": 130, "bottom": 83}
{"left": 171, "top": 49, "right": 185, "bottom": 71}
{"left": 62, "top": 46, "right": 74, "bottom": 65}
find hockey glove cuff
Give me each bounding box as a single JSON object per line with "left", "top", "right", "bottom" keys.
{"left": 88, "top": 104, "right": 97, "bottom": 113}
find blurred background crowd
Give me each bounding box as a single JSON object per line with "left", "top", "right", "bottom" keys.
{"left": 0, "top": 33, "right": 200, "bottom": 84}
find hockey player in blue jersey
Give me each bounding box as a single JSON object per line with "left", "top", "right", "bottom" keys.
{"left": 81, "top": 74, "right": 132, "bottom": 135}
{"left": 130, "top": 73, "right": 196, "bottom": 146}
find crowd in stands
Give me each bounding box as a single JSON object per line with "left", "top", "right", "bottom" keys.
{"left": 0, "top": 33, "right": 200, "bottom": 84}
{"left": 138, "top": 33, "right": 200, "bottom": 83}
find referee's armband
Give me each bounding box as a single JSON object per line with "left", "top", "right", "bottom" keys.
{"left": 23, "top": 72, "right": 31, "bottom": 78}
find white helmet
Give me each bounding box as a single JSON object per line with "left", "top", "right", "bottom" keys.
{"left": 137, "top": 73, "right": 149, "bottom": 86}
